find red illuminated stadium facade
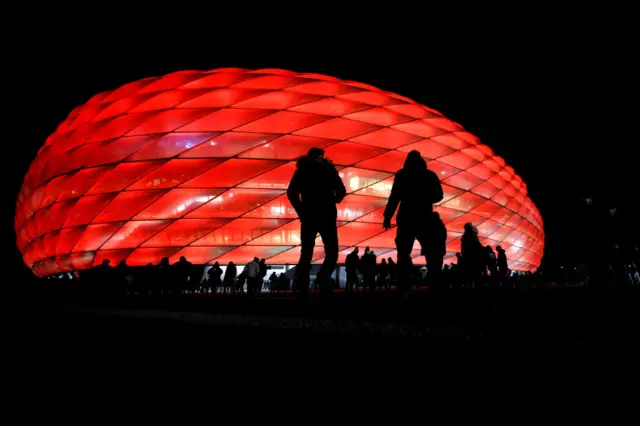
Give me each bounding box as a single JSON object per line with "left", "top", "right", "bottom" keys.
{"left": 15, "top": 68, "right": 544, "bottom": 277}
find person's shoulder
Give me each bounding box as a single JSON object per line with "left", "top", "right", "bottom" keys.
{"left": 424, "top": 168, "right": 439, "bottom": 179}
{"left": 323, "top": 159, "right": 338, "bottom": 172}
{"left": 295, "top": 157, "right": 308, "bottom": 170}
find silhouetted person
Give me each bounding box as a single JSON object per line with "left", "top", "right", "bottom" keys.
{"left": 424, "top": 212, "right": 447, "bottom": 289}
{"left": 345, "top": 247, "right": 360, "bottom": 293}
{"left": 93, "top": 259, "right": 113, "bottom": 295}
{"left": 496, "top": 245, "right": 508, "bottom": 286}
{"left": 268, "top": 272, "right": 278, "bottom": 291}
{"left": 258, "top": 258, "right": 268, "bottom": 293}
{"left": 158, "top": 257, "right": 172, "bottom": 295}
{"left": 223, "top": 261, "right": 236, "bottom": 293}
{"left": 387, "top": 257, "right": 396, "bottom": 289}
{"left": 235, "top": 271, "right": 247, "bottom": 294}
{"left": 113, "top": 260, "right": 128, "bottom": 295}
{"left": 379, "top": 258, "right": 389, "bottom": 291}
{"left": 139, "top": 262, "right": 155, "bottom": 295}
{"left": 360, "top": 247, "right": 376, "bottom": 293}
{"left": 368, "top": 250, "right": 378, "bottom": 292}
{"left": 190, "top": 264, "right": 205, "bottom": 293}
{"left": 287, "top": 147, "right": 346, "bottom": 295}
{"left": 133, "top": 263, "right": 149, "bottom": 295}
{"left": 383, "top": 150, "right": 444, "bottom": 294}
{"left": 173, "top": 256, "right": 192, "bottom": 296}
{"left": 461, "top": 223, "right": 485, "bottom": 288}
{"left": 441, "top": 264, "right": 452, "bottom": 287}
{"left": 208, "top": 262, "right": 223, "bottom": 294}
{"left": 243, "top": 257, "right": 260, "bottom": 295}
{"left": 485, "top": 246, "right": 498, "bottom": 285}
{"left": 277, "top": 273, "right": 290, "bottom": 291}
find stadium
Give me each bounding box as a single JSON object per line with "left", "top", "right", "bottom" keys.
{"left": 15, "top": 68, "right": 544, "bottom": 278}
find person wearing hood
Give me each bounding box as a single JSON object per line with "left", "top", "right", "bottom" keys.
{"left": 383, "top": 150, "right": 444, "bottom": 293}
{"left": 287, "top": 147, "right": 347, "bottom": 294}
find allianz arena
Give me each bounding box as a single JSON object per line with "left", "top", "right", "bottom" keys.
{"left": 15, "top": 68, "right": 544, "bottom": 277}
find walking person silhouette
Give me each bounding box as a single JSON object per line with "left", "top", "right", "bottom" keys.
{"left": 287, "top": 147, "right": 347, "bottom": 296}
{"left": 383, "top": 150, "right": 444, "bottom": 295}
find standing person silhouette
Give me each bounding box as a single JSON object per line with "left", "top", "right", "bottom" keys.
{"left": 383, "top": 150, "right": 444, "bottom": 295}
{"left": 485, "top": 246, "right": 498, "bottom": 286}
{"left": 287, "top": 147, "right": 347, "bottom": 295}
{"left": 208, "top": 261, "right": 223, "bottom": 294}
{"left": 243, "top": 257, "right": 260, "bottom": 296}
{"left": 222, "top": 261, "right": 237, "bottom": 294}
{"left": 461, "top": 223, "right": 485, "bottom": 288}
{"left": 496, "top": 245, "right": 508, "bottom": 285}
{"left": 345, "top": 247, "right": 360, "bottom": 293}
{"left": 387, "top": 257, "right": 397, "bottom": 289}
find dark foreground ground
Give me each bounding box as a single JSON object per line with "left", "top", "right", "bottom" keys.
{"left": 10, "top": 285, "right": 640, "bottom": 359}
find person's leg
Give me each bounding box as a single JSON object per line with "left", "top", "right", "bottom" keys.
{"left": 426, "top": 253, "right": 444, "bottom": 288}
{"left": 317, "top": 222, "right": 339, "bottom": 285}
{"left": 296, "top": 220, "right": 317, "bottom": 294}
{"left": 395, "top": 226, "right": 415, "bottom": 294}
{"left": 415, "top": 225, "right": 443, "bottom": 290}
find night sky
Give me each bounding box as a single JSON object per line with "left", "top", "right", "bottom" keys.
{"left": 6, "top": 22, "right": 637, "bottom": 279}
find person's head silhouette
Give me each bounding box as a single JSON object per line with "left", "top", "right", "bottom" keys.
{"left": 404, "top": 150, "right": 426, "bottom": 170}
{"left": 307, "top": 147, "right": 324, "bottom": 159}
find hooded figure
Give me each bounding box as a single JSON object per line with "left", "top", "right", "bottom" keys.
{"left": 287, "top": 147, "right": 347, "bottom": 294}
{"left": 461, "top": 223, "right": 485, "bottom": 286}
{"left": 383, "top": 150, "right": 444, "bottom": 291}
{"left": 496, "top": 245, "right": 508, "bottom": 282}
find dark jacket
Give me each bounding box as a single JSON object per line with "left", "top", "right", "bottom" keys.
{"left": 345, "top": 251, "right": 359, "bottom": 271}
{"left": 287, "top": 155, "right": 347, "bottom": 222}
{"left": 462, "top": 230, "right": 485, "bottom": 273}
{"left": 497, "top": 249, "right": 508, "bottom": 271}
{"left": 383, "top": 157, "right": 443, "bottom": 226}
{"left": 426, "top": 212, "right": 447, "bottom": 256}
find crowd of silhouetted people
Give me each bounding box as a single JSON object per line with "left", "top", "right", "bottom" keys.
{"left": 46, "top": 147, "right": 639, "bottom": 297}
{"left": 51, "top": 239, "right": 639, "bottom": 298}
{"left": 66, "top": 256, "right": 291, "bottom": 297}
